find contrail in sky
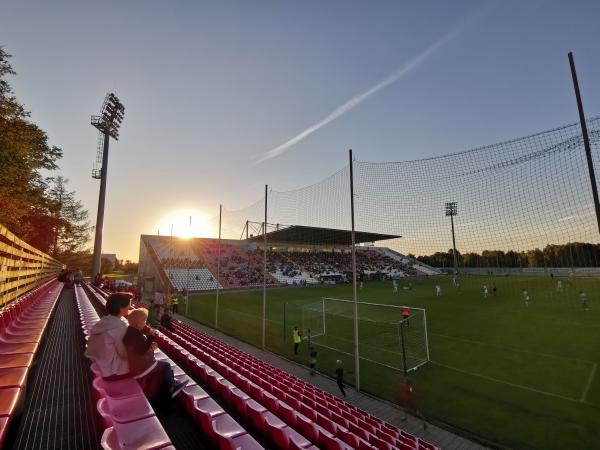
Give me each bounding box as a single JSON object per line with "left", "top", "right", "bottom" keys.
{"left": 254, "top": 8, "right": 489, "bottom": 165}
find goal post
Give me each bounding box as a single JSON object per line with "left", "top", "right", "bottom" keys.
{"left": 302, "top": 297, "right": 430, "bottom": 373}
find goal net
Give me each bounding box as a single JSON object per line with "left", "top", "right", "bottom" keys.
{"left": 301, "top": 297, "right": 429, "bottom": 373}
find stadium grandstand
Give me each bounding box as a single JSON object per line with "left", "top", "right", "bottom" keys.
{"left": 0, "top": 222, "right": 451, "bottom": 450}
{"left": 138, "top": 226, "right": 439, "bottom": 295}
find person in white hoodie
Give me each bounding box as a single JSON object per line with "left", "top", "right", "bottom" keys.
{"left": 85, "top": 292, "right": 133, "bottom": 380}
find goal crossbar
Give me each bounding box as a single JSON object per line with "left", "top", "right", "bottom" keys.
{"left": 301, "top": 296, "right": 430, "bottom": 373}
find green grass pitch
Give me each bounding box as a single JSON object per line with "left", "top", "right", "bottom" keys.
{"left": 184, "top": 275, "right": 600, "bottom": 450}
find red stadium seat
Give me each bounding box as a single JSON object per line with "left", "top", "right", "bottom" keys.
{"left": 97, "top": 395, "right": 155, "bottom": 424}
{"left": 219, "top": 432, "right": 263, "bottom": 450}
{"left": 0, "top": 416, "right": 8, "bottom": 448}
{"left": 0, "top": 367, "right": 28, "bottom": 388}
{"left": 230, "top": 388, "right": 251, "bottom": 415}
{"left": 0, "top": 388, "right": 21, "bottom": 417}
{"left": 246, "top": 399, "right": 268, "bottom": 432}
{"left": 100, "top": 416, "right": 172, "bottom": 450}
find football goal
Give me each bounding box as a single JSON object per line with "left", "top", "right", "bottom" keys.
{"left": 300, "top": 297, "right": 429, "bottom": 373}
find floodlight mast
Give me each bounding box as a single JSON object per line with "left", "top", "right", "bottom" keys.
{"left": 445, "top": 202, "right": 458, "bottom": 275}
{"left": 90, "top": 93, "right": 125, "bottom": 278}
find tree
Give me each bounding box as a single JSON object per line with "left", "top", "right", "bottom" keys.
{"left": 0, "top": 46, "right": 63, "bottom": 249}
{"left": 46, "top": 176, "right": 91, "bottom": 255}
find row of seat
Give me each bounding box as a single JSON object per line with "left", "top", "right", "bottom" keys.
{"left": 164, "top": 326, "right": 364, "bottom": 450}
{"left": 83, "top": 283, "right": 264, "bottom": 450}
{"left": 75, "top": 284, "right": 175, "bottom": 450}
{"left": 0, "top": 280, "right": 62, "bottom": 448}
{"left": 171, "top": 321, "right": 438, "bottom": 450}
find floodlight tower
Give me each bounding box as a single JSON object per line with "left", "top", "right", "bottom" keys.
{"left": 445, "top": 202, "right": 459, "bottom": 275}
{"left": 90, "top": 93, "right": 125, "bottom": 278}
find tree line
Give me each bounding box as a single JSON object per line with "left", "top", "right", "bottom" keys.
{"left": 0, "top": 46, "right": 90, "bottom": 262}
{"left": 414, "top": 242, "right": 600, "bottom": 268}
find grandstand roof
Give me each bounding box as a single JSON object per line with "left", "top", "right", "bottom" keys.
{"left": 247, "top": 225, "right": 400, "bottom": 245}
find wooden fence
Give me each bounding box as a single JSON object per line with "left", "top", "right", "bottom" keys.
{"left": 0, "top": 223, "right": 63, "bottom": 307}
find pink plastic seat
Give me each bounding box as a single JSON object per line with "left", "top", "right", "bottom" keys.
{"left": 101, "top": 416, "right": 172, "bottom": 450}
{"left": 246, "top": 399, "right": 268, "bottom": 432}
{"left": 230, "top": 388, "right": 250, "bottom": 415}
{"left": 92, "top": 377, "right": 142, "bottom": 400}
{"left": 194, "top": 397, "right": 225, "bottom": 440}
{"left": 219, "top": 432, "right": 263, "bottom": 450}
{"left": 213, "top": 413, "right": 247, "bottom": 444}
{"left": 278, "top": 401, "right": 298, "bottom": 428}
{"left": 98, "top": 395, "right": 155, "bottom": 423}
{"left": 418, "top": 440, "right": 436, "bottom": 450}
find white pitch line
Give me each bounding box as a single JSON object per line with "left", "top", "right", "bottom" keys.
{"left": 429, "top": 360, "right": 584, "bottom": 404}
{"left": 581, "top": 363, "right": 598, "bottom": 403}
{"left": 431, "top": 332, "right": 596, "bottom": 365}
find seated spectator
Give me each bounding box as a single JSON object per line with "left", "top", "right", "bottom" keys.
{"left": 84, "top": 292, "right": 133, "bottom": 380}
{"left": 123, "top": 308, "right": 188, "bottom": 407}
{"left": 147, "top": 305, "right": 161, "bottom": 328}
{"left": 160, "top": 309, "right": 176, "bottom": 332}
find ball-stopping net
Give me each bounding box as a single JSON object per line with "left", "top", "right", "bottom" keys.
{"left": 300, "top": 297, "right": 429, "bottom": 373}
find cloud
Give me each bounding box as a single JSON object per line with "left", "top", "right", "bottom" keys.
{"left": 254, "top": 6, "right": 490, "bottom": 165}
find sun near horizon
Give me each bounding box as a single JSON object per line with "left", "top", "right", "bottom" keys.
{"left": 156, "top": 209, "right": 215, "bottom": 240}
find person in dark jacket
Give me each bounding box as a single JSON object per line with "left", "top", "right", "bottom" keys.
{"left": 335, "top": 359, "right": 346, "bottom": 397}
{"left": 160, "top": 309, "right": 176, "bottom": 332}
{"left": 123, "top": 308, "right": 187, "bottom": 407}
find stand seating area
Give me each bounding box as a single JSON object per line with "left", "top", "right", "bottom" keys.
{"left": 1, "top": 279, "right": 441, "bottom": 450}
{"left": 82, "top": 284, "right": 263, "bottom": 450}
{"left": 0, "top": 280, "right": 61, "bottom": 447}
{"left": 160, "top": 320, "right": 439, "bottom": 450}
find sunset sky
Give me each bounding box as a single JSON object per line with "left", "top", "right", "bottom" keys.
{"left": 2, "top": 0, "right": 600, "bottom": 260}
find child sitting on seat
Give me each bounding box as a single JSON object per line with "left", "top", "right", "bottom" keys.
{"left": 123, "top": 308, "right": 188, "bottom": 407}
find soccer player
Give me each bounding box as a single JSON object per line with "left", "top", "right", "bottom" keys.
{"left": 557, "top": 280, "right": 563, "bottom": 292}
{"left": 435, "top": 285, "right": 442, "bottom": 297}
{"left": 402, "top": 306, "right": 410, "bottom": 327}
{"left": 393, "top": 279, "right": 399, "bottom": 293}
{"left": 359, "top": 281, "right": 364, "bottom": 291}
{"left": 580, "top": 290, "right": 589, "bottom": 310}
{"left": 483, "top": 285, "right": 488, "bottom": 299}
{"left": 522, "top": 289, "right": 530, "bottom": 307}
{"left": 492, "top": 282, "right": 497, "bottom": 295}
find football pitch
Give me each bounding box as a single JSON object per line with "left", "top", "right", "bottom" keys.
{"left": 185, "top": 275, "right": 600, "bottom": 450}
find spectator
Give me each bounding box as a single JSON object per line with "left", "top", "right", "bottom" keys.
{"left": 84, "top": 292, "right": 133, "bottom": 380}
{"left": 335, "top": 360, "right": 346, "bottom": 397}
{"left": 396, "top": 378, "right": 427, "bottom": 429}
{"left": 154, "top": 289, "right": 165, "bottom": 308}
{"left": 292, "top": 326, "right": 302, "bottom": 355}
{"left": 123, "top": 308, "right": 188, "bottom": 407}
{"left": 171, "top": 293, "right": 179, "bottom": 314}
{"left": 74, "top": 268, "right": 83, "bottom": 285}
{"left": 308, "top": 348, "right": 317, "bottom": 375}
{"left": 160, "top": 309, "right": 176, "bottom": 332}
{"left": 148, "top": 305, "right": 161, "bottom": 328}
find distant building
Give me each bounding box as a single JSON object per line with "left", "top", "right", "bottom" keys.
{"left": 101, "top": 253, "right": 118, "bottom": 272}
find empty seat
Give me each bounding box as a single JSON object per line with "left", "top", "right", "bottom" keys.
{"left": 100, "top": 416, "right": 172, "bottom": 450}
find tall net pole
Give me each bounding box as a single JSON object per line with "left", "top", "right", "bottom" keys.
{"left": 568, "top": 52, "right": 600, "bottom": 236}
{"left": 262, "top": 185, "right": 268, "bottom": 349}
{"left": 349, "top": 149, "right": 360, "bottom": 391}
{"left": 215, "top": 204, "right": 222, "bottom": 328}
{"left": 92, "top": 131, "right": 110, "bottom": 277}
